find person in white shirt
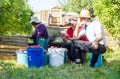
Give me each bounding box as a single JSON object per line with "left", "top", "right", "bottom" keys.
{"left": 73, "top": 9, "right": 106, "bottom": 67}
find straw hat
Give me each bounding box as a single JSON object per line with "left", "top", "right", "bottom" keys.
{"left": 30, "top": 16, "right": 41, "bottom": 23}
{"left": 80, "top": 9, "right": 91, "bottom": 18}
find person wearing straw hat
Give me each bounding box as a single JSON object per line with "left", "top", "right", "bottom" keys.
{"left": 28, "top": 16, "right": 49, "bottom": 49}
{"left": 72, "top": 9, "right": 106, "bottom": 67}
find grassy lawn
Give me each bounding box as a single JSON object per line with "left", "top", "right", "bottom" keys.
{"left": 0, "top": 49, "right": 120, "bottom": 79}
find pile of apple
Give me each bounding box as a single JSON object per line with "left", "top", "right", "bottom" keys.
{"left": 27, "top": 45, "right": 41, "bottom": 48}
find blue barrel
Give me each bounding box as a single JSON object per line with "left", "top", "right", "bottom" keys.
{"left": 27, "top": 47, "right": 44, "bottom": 68}
{"left": 16, "top": 51, "right": 28, "bottom": 65}
{"left": 90, "top": 53, "right": 102, "bottom": 67}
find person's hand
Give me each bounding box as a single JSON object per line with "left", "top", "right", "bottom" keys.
{"left": 91, "top": 41, "right": 98, "bottom": 49}
{"left": 77, "top": 22, "right": 85, "bottom": 27}
{"left": 69, "top": 37, "right": 77, "bottom": 40}
{"left": 62, "top": 38, "right": 68, "bottom": 43}
{"left": 61, "top": 33, "right": 65, "bottom": 38}
{"left": 68, "top": 38, "right": 74, "bottom": 40}
{"left": 61, "top": 33, "right": 69, "bottom": 39}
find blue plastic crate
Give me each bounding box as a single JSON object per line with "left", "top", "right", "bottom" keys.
{"left": 90, "top": 53, "right": 102, "bottom": 67}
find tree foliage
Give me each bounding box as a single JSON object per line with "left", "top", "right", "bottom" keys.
{"left": 58, "top": 0, "right": 93, "bottom": 15}
{"left": 59, "top": 0, "right": 120, "bottom": 41}
{"left": 0, "top": 0, "right": 33, "bottom": 35}
{"left": 93, "top": 0, "right": 120, "bottom": 39}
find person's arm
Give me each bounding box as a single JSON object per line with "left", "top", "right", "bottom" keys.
{"left": 29, "top": 24, "right": 45, "bottom": 39}
{"left": 91, "top": 21, "right": 103, "bottom": 49}
{"left": 62, "top": 36, "right": 69, "bottom": 43}
{"left": 61, "top": 29, "right": 69, "bottom": 43}
{"left": 94, "top": 32, "right": 103, "bottom": 43}
{"left": 73, "top": 22, "right": 85, "bottom": 39}
{"left": 73, "top": 24, "right": 79, "bottom": 38}
{"left": 31, "top": 30, "right": 38, "bottom": 38}
{"left": 37, "top": 24, "right": 46, "bottom": 37}
{"left": 27, "top": 29, "right": 37, "bottom": 39}
{"left": 91, "top": 32, "right": 103, "bottom": 49}
{"left": 74, "top": 29, "right": 85, "bottom": 40}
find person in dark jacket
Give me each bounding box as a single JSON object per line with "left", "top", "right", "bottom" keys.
{"left": 28, "top": 16, "right": 49, "bottom": 49}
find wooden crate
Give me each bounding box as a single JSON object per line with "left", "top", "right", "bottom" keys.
{"left": 51, "top": 17, "right": 61, "bottom": 23}
{"left": 49, "top": 6, "right": 62, "bottom": 26}
{"left": 50, "top": 6, "right": 62, "bottom": 17}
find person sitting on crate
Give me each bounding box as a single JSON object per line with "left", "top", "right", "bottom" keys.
{"left": 61, "top": 17, "right": 77, "bottom": 62}
{"left": 72, "top": 9, "right": 106, "bottom": 67}
{"left": 61, "top": 16, "right": 88, "bottom": 62}
{"left": 27, "top": 16, "right": 49, "bottom": 50}
{"left": 72, "top": 19, "right": 89, "bottom": 65}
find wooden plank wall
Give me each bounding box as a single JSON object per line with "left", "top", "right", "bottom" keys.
{"left": 0, "top": 36, "right": 28, "bottom": 60}
{"left": 0, "top": 36, "right": 28, "bottom": 53}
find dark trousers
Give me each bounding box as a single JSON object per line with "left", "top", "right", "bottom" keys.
{"left": 62, "top": 43, "right": 75, "bottom": 61}
{"left": 89, "top": 43, "right": 106, "bottom": 66}
{"left": 73, "top": 40, "right": 106, "bottom": 66}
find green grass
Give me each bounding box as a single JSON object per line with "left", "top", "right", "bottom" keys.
{"left": 0, "top": 49, "right": 120, "bottom": 79}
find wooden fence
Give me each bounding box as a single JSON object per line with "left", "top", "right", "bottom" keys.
{"left": 0, "top": 36, "right": 28, "bottom": 59}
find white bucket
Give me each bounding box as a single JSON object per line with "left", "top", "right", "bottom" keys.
{"left": 48, "top": 48, "right": 66, "bottom": 67}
